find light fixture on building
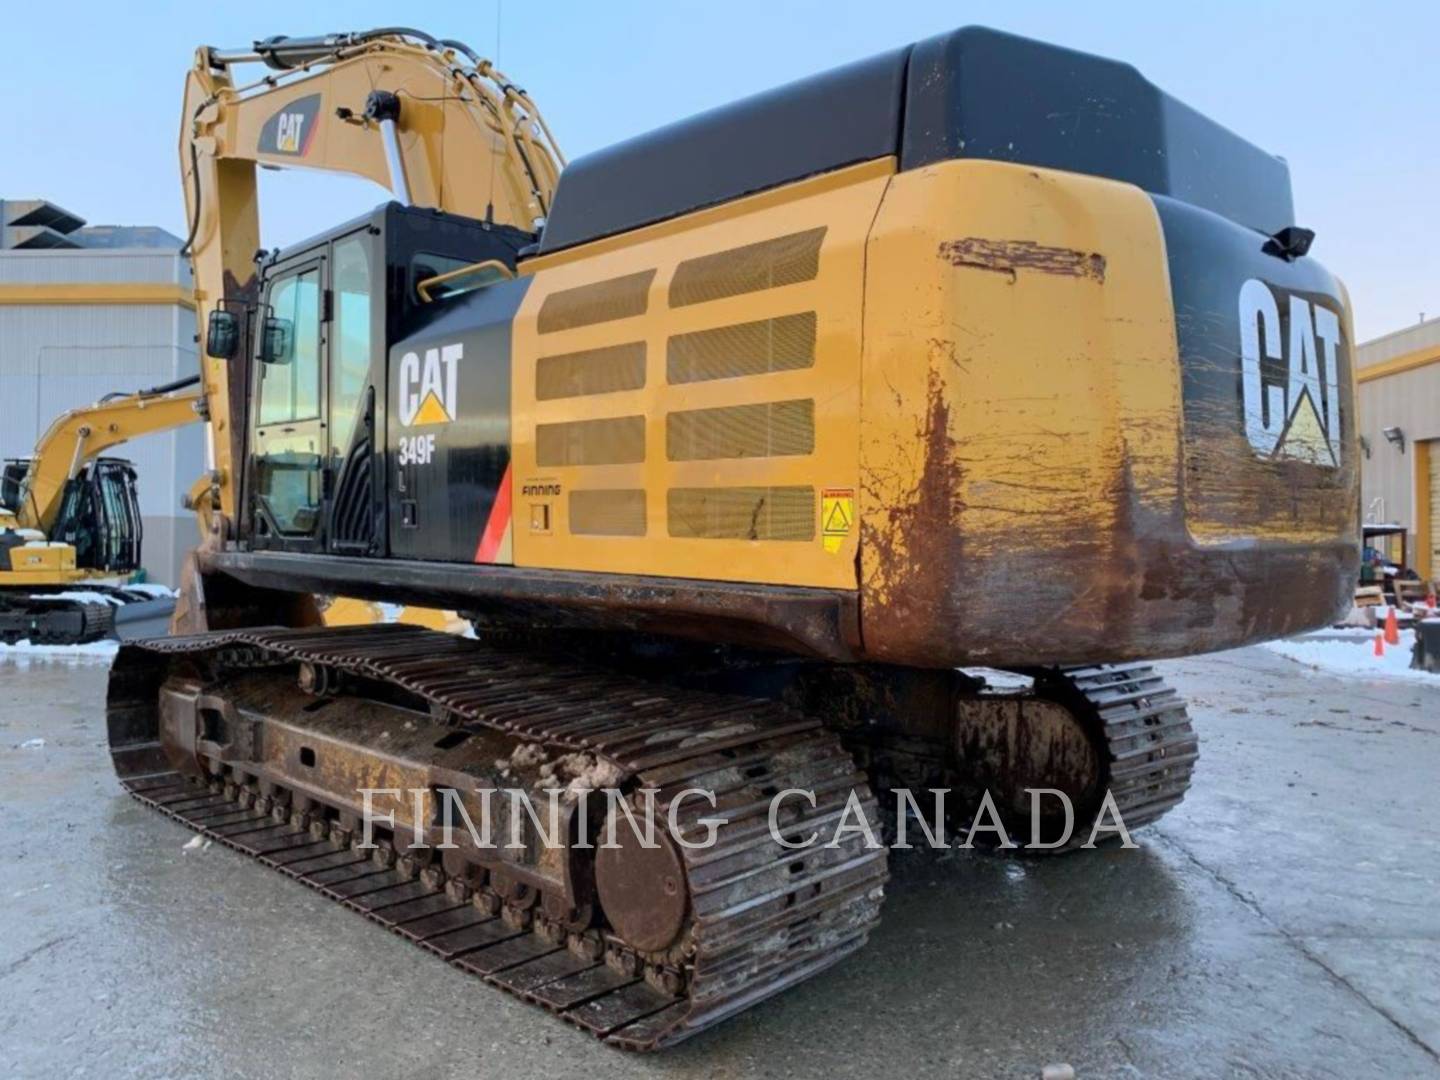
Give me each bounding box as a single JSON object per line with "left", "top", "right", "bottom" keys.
{"left": 1382, "top": 426, "right": 1406, "bottom": 453}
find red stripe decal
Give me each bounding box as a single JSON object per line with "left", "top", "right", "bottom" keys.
{"left": 474, "top": 463, "right": 513, "bottom": 563}
{"left": 300, "top": 114, "right": 320, "bottom": 157}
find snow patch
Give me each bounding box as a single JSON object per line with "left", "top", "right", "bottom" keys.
{"left": 1262, "top": 630, "right": 1438, "bottom": 684}
{"left": 125, "top": 583, "right": 177, "bottom": 599}
{"left": 0, "top": 638, "right": 120, "bottom": 662}
{"left": 961, "top": 667, "right": 1035, "bottom": 692}
{"left": 43, "top": 590, "right": 125, "bottom": 606}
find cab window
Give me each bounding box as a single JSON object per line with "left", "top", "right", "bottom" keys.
{"left": 330, "top": 236, "right": 373, "bottom": 453}
{"left": 257, "top": 266, "right": 322, "bottom": 425}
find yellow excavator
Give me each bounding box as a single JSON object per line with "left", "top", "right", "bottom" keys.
{"left": 105, "top": 26, "right": 1358, "bottom": 1049}
{"left": 0, "top": 378, "right": 204, "bottom": 643}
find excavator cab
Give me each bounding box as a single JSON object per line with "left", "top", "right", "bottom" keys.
{"left": 46, "top": 457, "right": 144, "bottom": 574}
{"left": 4, "top": 455, "right": 142, "bottom": 571}
{"left": 230, "top": 203, "right": 529, "bottom": 558}
{"left": 0, "top": 459, "right": 26, "bottom": 515}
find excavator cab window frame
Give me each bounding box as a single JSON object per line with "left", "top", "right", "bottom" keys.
{"left": 0, "top": 458, "right": 29, "bottom": 514}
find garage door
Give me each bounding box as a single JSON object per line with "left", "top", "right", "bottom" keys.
{"left": 1431, "top": 440, "right": 1440, "bottom": 580}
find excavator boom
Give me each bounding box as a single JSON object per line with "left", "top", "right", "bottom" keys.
{"left": 177, "top": 28, "right": 562, "bottom": 527}
{"left": 13, "top": 381, "right": 204, "bottom": 534}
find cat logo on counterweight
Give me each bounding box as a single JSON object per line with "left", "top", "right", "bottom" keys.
{"left": 1238, "top": 279, "right": 1344, "bottom": 467}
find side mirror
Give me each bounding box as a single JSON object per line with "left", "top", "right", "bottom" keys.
{"left": 259, "top": 316, "right": 294, "bottom": 364}
{"left": 206, "top": 309, "right": 239, "bottom": 360}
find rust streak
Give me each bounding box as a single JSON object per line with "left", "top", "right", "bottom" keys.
{"left": 938, "top": 238, "right": 1106, "bottom": 283}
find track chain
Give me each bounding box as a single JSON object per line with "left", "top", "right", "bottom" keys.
{"left": 109, "top": 624, "right": 887, "bottom": 1050}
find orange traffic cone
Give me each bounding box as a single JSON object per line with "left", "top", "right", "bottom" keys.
{"left": 1374, "top": 632, "right": 1385, "bottom": 657}
{"left": 1384, "top": 606, "right": 1401, "bottom": 646}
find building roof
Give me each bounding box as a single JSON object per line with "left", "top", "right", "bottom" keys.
{"left": 1, "top": 198, "right": 181, "bottom": 252}
{"left": 1357, "top": 316, "right": 1440, "bottom": 370}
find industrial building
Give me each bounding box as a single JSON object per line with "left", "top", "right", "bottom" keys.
{"left": 1357, "top": 317, "right": 1440, "bottom": 582}
{"left": 0, "top": 198, "right": 201, "bottom": 586}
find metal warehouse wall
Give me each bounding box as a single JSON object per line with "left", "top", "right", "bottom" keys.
{"left": 0, "top": 250, "right": 202, "bottom": 586}
{"left": 1356, "top": 318, "right": 1440, "bottom": 579}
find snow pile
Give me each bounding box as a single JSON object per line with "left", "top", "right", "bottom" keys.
{"left": 44, "top": 590, "right": 125, "bottom": 606}
{"left": 1262, "top": 628, "right": 1437, "bottom": 684}
{"left": 124, "top": 583, "right": 177, "bottom": 599}
{"left": 0, "top": 638, "right": 120, "bottom": 661}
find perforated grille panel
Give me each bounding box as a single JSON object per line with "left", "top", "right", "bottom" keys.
{"left": 569, "top": 489, "right": 647, "bottom": 536}
{"left": 667, "top": 312, "right": 816, "bottom": 384}
{"left": 667, "top": 399, "right": 814, "bottom": 461}
{"left": 535, "top": 416, "right": 646, "bottom": 467}
{"left": 537, "top": 270, "right": 656, "bottom": 334}
{"left": 667, "top": 486, "right": 815, "bottom": 541}
{"left": 668, "top": 228, "right": 826, "bottom": 307}
{"left": 536, "top": 342, "right": 646, "bottom": 401}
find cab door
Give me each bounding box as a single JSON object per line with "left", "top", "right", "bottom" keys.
{"left": 324, "top": 229, "right": 382, "bottom": 555}
{"left": 251, "top": 257, "right": 325, "bottom": 550}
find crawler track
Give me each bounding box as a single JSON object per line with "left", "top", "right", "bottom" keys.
{"left": 108, "top": 625, "right": 888, "bottom": 1050}
{"left": 1051, "top": 661, "right": 1199, "bottom": 835}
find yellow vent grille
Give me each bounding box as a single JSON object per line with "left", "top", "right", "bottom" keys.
{"left": 535, "top": 416, "right": 646, "bottom": 467}
{"left": 569, "top": 489, "right": 647, "bottom": 536}
{"left": 536, "top": 342, "right": 646, "bottom": 401}
{"left": 667, "top": 312, "right": 816, "bottom": 384}
{"left": 666, "top": 399, "right": 814, "bottom": 461}
{"left": 668, "top": 486, "right": 815, "bottom": 541}
{"left": 537, "top": 270, "right": 656, "bottom": 334}
{"left": 668, "top": 228, "right": 826, "bottom": 308}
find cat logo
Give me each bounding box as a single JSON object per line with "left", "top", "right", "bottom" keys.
{"left": 275, "top": 113, "right": 306, "bottom": 153}
{"left": 1238, "top": 279, "right": 1344, "bottom": 468}
{"left": 398, "top": 343, "right": 462, "bottom": 427}
{"left": 257, "top": 94, "right": 320, "bottom": 158}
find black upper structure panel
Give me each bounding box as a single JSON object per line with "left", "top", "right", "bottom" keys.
{"left": 537, "top": 27, "right": 1295, "bottom": 255}
{"left": 536, "top": 47, "right": 910, "bottom": 254}
{"left": 902, "top": 27, "right": 1294, "bottom": 237}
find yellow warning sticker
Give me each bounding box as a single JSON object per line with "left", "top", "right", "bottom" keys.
{"left": 821, "top": 488, "right": 854, "bottom": 554}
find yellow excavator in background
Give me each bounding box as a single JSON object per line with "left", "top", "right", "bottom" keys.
{"left": 0, "top": 377, "right": 203, "bottom": 643}
{"left": 0, "top": 366, "right": 466, "bottom": 643}
{"left": 102, "top": 25, "right": 1358, "bottom": 1050}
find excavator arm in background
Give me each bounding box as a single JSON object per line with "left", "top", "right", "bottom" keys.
{"left": 11, "top": 378, "right": 206, "bottom": 535}
{"left": 176, "top": 28, "right": 564, "bottom": 530}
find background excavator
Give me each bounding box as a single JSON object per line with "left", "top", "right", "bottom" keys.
{"left": 104, "top": 25, "right": 1359, "bottom": 1049}
{"left": 0, "top": 377, "right": 203, "bottom": 643}
{"left": 0, "top": 373, "right": 465, "bottom": 643}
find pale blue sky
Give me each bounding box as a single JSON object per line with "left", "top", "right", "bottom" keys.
{"left": 2, "top": 1, "right": 1434, "bottom": 340}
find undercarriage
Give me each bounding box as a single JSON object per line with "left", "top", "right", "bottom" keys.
{"left": 108, "top": 623, "right": 1196, "bottom": 1048}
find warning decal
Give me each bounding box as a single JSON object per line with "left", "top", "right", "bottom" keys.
{"left": 821, "top": 488, "right": 854, "bottom": 555}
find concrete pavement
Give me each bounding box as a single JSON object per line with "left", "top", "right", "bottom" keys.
{"left": 1, "top": 645, "right": 1436, "bottom": 1079}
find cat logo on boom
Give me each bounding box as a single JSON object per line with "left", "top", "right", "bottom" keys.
{"left": 1237, "top": 278, "right": 1344, "bottom": 468}
{"left": 398, "top": 343, "right": 462, "bottom": 427}
{"left": 257, "top": 94, "right": 321, "bottom": 158}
